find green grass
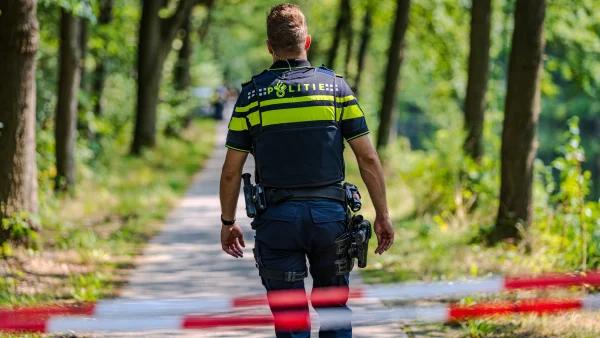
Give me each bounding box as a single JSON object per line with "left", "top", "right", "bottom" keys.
{"left": 1, "top": 118, "right": 216, "bottom": 309}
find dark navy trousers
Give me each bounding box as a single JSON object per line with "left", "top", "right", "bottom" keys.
{"left": 252, "top": 200, "right": 352, "bottom": 338}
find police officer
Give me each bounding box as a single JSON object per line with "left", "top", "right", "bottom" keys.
{"left": 219, "top": 4, "right": 394, "bottom": 337}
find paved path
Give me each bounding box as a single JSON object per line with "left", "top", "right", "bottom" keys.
{"left": 102, "top": 111, "right": 406, "bottom": 337}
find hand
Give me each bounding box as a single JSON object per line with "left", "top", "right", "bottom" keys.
{"left": 373, "top": 213, "right": 394, "bottom": 255}
{"left": 221, "top": 223, "right": 245, "bottom": 258}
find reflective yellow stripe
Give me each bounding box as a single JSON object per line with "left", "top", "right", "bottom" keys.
{"left": 225, "top": 145, "right": 251, "bottom": 153}
{"left": 346, "top": 131, "right": 370, "bottom": 141}
{"left": 235, "top": 101, "right": 258, "bottom": 113}
{"left": 341, "top": 105, "right": 364, "bottom": 120}
{"left": 336, "top": 104, "right": 364, "bottom": 120}
{"left": 228, "top": 117, "right": 248, "bottom": 131}
{"left": 237, "top": 96, "right": 351, "bottom": 113}
{"left": 262, "top": 106, "right": 335, "bottom": 126}
{"left": 247, "top": 112, "right": 260, "bottom": 126}
{"left": 239, "top": 95, "right": 358, "bottom": 126}
{"left": 336, "top": 95, "right": 355, "bottom": 103}
{"left": 262, "top": 95, "right": 334, "bottom": 107}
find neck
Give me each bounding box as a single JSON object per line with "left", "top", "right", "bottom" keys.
{"left": 271, "top": 51, "right": 308, "bottom": 64}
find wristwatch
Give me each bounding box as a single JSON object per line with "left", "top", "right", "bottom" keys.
{"left": 221, "top": 215, "right": 236, "bottom": 226}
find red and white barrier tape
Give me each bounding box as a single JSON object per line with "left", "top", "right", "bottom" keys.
{"left": 3, "top": 272, "right": 599, "bottom": 319}
{"left": 3, "top": 296, "right": 600, "bottom": 333}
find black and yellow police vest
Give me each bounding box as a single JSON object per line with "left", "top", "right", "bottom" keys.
{"left": 226, "top": 59, "right": 370, "bottom": 189}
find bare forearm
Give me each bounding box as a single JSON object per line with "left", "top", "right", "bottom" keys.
{"left": 348, "top": 136, "right": 394, "bottom": 253}
{"left": 220, "top": 170, "right": 242, "bottom": 220}
{"left": 358, "top": 154, "right": 389, "bottom": 217}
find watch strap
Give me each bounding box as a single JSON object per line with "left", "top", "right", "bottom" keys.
{"left": 221, "top": 215, "right": 236, "bottom": 226}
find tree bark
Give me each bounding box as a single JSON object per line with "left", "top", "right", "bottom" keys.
{"left": 173, "top": 9, "right": 192, "bottom": 91}
{"left": 343, "top": 0, "right": 353, "bottom": 76}
{"left": 491, "top": 0, "right": 546, "bottom": 243}
{"left": 131, "top": 0, "right": 195, "bottom": 154}
{"left": 92, "top": 61, "right": 106, "bottom": 116}
{"left": 327, "top": 0, "right": 350, "bottom": 69}
{"left": 55, "top": 9, "right": 81, "bottom": 192}
{"left": 197, "top": 0, "right": 214, "bottom": 43}
{"left": 92, "top": 0, "right": 114, "bottom": 116}
{"left": 0, "top": 0, "right": 39, "bottom": 228}
{"left": 352, "top": 4, "right": 372, "bottom": 97}
{"left": 463, "top": 0, "right": 492, "bottom": 163}
{"left": 79, "top": 18, "right": 89, "bottom": 91}
{"left": 376, "top": 0, "right": 411, "bottom": 151}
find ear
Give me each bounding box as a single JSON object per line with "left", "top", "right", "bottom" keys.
{"left": 305, "top": 35, "right": 312, "bottom": 51}
{"left": 266, "top": 40, "right": 274, "bottom": 55}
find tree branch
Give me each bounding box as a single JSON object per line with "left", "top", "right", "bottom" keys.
{"left": 198, "top": 0, "right": 215, "bottom": 43}
{"left": 161, "top": 0, "right": 195, "bottom": 44}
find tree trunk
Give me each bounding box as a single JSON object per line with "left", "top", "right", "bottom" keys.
{"left": 77, "top": 18, "right": 92, "bottom": 137}
{"left": 79, "top": 18, "right": 89, "bottom": 91}
{"left": 92, "top": 61, "right": 106, "bottom": 116}
{"left": 342, "top": 0, "right": 353, "bottom": 76}
{"left": 376, "top": 0, "right": 411, "bottom": 151}
{"left": 327, "top": 0, "right": 350, "bottom": 69}
{"left": 174, "top": 9, "right": 192, "bottom": 91}
{"left": 131, "top": 0, "right": 195, "bottom": 155}
{"left": 353, "top": 4, "right": 372, "bottom": 97}
{"left": 92, "top": 0, "right": 114, "bottom": 116}
{"left": 0, "top": 0, "right": 39, "bottom": 229}
{"left": 55, "top": 9, "right": 81, "bottom": 192}
{"left": 463, "top": 0, "right": 492, "bottom": 163}
{"left": 197, "top": 0, "right": 214, "bottom": 43}
{"left": 132, "top": 1, "right": 168, "bottom": 153}
{"left": 491, "top": 0, "right": 546, "bottom": 243}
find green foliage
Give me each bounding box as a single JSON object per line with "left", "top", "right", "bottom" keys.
{"left": 378, "top": 108, "right": 501, "bottom": 237}
{"left": 0, "top": 275, "right": 54, "bottom": 307}
{"left": 462, "top": 319, "right": 496, "bottom": 338}
{"left": 1, "top": 212, "right": 39, "bottom": 254}
{"left": 0, "top": 277, "right": 32, "bottom": 305}
{"left": 39, "top": 0, "right": 96, "bottom": 21}
{"left": 70, "top": 272, "right": 108, "bottom": 302}
{"left": 533, "top": 117, "right": 600, "bottom": 271}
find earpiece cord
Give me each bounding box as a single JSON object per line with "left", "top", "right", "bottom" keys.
{"left": 273, "top": 52, "right": 292, "bottom": 71}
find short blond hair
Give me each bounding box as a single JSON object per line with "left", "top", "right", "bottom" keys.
{"left": 266, "top": 4, "right": 307, "bottom": 55}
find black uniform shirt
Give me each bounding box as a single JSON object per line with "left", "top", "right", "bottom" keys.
{"left": 225, "top": 59, "right": 369, "bottom": 154}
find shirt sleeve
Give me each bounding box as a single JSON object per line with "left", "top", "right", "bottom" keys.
{"left": 337, "top": 78, "right": 370, "bottom": 141}
{"left": 225, "top": 86, "right": 255, "bottom": 153}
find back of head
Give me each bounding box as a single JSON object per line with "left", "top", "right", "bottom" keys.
{"left": 266, "top": 4, "right": 308, "bottom": 57}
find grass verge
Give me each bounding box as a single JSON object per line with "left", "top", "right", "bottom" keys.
{"left": 0, "top": 119, "right": 216, "bottom": 310}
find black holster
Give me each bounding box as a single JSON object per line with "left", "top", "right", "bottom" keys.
{"left": 253, "top": 243, "right": 307, "bottom": 282}
{"left": 310, "top": 187, "right": 372, "bottom": 279}
{"left": 242, "top": 173, "right": 266, "bottom": 218}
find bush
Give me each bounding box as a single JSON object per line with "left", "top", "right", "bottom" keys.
{"left": 1, "top": 212, "right": 39, "bottom": 255}
{"left": 533, "top": 117, "right": 600, "bottom": 271}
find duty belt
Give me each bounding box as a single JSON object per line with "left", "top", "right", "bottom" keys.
{"left": 264, "top": 186, "right": 346, "bottom": 204}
